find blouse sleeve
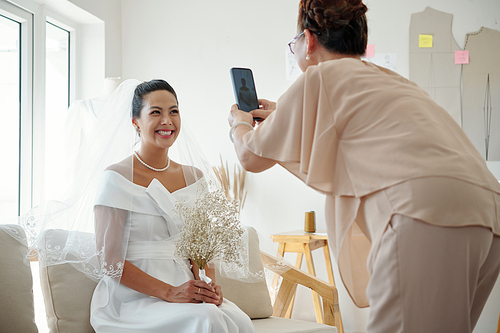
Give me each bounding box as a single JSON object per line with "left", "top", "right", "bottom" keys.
{"left": 242, "top": 66, "right": 354, "bottom": 196}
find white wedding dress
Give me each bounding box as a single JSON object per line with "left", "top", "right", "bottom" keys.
{"left": 90, "top": 170, "right": 255, "bottom": 333}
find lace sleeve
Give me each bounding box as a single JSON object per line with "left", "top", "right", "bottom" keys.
{"left": 94, "top": 205, "right": 129, "bottom": 279}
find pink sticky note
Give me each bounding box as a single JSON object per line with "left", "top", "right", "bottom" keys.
{"left": 364, "top": 44, "right": 375, "bottom": 58}
{"left": 455, "top": 50, "right": 469, "bottom": 64}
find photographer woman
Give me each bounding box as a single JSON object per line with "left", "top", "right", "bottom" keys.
{"left": 228, "top": 1, "right": 500, "bottom": 332}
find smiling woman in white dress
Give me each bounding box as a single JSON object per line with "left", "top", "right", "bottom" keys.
{"left": 90, "top": 79, "right": 255, "bottom": 333}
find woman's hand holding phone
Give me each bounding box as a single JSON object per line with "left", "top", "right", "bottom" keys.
{"left": 250, "top": 99, "right": 276, "bottom": 123}
{"left": 228, "top": 104, "right": 254, "bottom": 127}
{"left": 229, "top": 99, "right": 276, "bottom": 127}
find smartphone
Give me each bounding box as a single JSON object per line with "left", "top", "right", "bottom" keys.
{"left": 230, "top": 67, "right": 261, "bottom": 120}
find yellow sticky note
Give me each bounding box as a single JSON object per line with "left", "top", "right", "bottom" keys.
{"left": 419, "top": 35, "right": 433, "bottom": 48}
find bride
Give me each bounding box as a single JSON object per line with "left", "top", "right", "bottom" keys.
{"left": 89, "top": 79, "right": 255, "bottom": 332}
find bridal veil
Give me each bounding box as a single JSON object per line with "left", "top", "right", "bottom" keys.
{"left": 5, "top": 79, "right": 265, "bottom": 284}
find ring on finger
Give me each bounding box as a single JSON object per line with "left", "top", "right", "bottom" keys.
{"left": 198, "top": 288, "right": 200, "bottom": 294}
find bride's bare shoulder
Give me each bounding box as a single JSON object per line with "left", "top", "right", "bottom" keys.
{"left": 179, "top": 164, "right": 203, "bottom": 178}
{"left": 105, "top": 155, "right": 134, "bottom": 180}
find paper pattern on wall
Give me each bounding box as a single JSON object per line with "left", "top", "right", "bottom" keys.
{"left": 462, "top": 27, "right": 500, "bottom": 161}
{"left": 362, "top": 53, "right": 398, "bottom": 73}
{"left": 409, "top": 7, "right": 462, "bottom": 126}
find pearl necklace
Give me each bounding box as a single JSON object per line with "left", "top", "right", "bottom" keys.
{"left": 134, "top": 151, "right": 170, "bottom": 172}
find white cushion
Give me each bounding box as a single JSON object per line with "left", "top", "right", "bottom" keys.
{"left": 0, "top": 225, "right": 38, "bottom": 333}
{"left": 253, "top": 316, "right": 338, "bottom": 333}
{"left": 216, "top": 226, "right": 274, "bottom": 319}
{"left": 39, "top": 229, "right": 97, "bottom": 333}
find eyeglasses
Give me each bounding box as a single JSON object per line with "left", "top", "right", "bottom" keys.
{"left": 288, "top": 31, "right": 305, "bottom": 54}
{"left": 288, "top": 30, "right": 322, "bottom": 54}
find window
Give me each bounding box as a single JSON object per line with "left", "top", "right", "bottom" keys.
{"left": 0, "top": 0, "right": 76, "bottom": 220}
{"left": 0, "top": 14, "right": 21, "bottom": 218}
{"left": 0, "top": 1, "right": 33, "bottom": 219}
{"left": 45, "top": 22, "right": 71, "bottom": 200}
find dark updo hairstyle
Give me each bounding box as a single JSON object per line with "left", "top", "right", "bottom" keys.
{"left": 298, "top": 0, "right": 368, "bottom": 56}
{"left": 132, "top": 79, "right": 178, "bottom": 119}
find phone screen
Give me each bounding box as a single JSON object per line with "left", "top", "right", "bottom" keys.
{"left": 230, "top": 67, "right": 259, "bottom": 112}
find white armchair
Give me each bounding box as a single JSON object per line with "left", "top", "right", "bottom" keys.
{"left": 0, "top": 225, "right": 340, "bottom": 333}
{"left": 0, "top": 225, "right": 38, "bottom": 333}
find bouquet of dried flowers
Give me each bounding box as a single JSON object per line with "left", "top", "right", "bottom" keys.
{"left": 174, "top": 186, "right": 245, "bottom": 283}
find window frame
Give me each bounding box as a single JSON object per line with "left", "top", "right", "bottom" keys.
{"left": 0, "top": 0, "right": 34, "bottom": 215}
{"left": 0, "top": 0, "right": 77, "bottom": 216}
{"left": 34, "top": 8, "right": 77, "bottom": 206}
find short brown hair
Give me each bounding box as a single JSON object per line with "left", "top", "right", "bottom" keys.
{"left": 298, "top": 0, "right": 368, "bottom": 55}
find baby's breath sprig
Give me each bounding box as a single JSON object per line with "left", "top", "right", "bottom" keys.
{"left": 174, "top": 187, "right": 245, "bottom": 272}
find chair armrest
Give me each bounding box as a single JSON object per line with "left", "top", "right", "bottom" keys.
{"left": 260, "top": 251, "right": 341, "bottom": 329}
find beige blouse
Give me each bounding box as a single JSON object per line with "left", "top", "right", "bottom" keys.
{"left": 243, "top": 58, "right": 500, "bottom": 307}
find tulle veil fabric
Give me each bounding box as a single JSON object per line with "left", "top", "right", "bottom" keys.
{"left": 6, "top": 79, "right": 264, "bottom": 285}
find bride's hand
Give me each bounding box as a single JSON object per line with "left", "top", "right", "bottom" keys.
{"left": 210, "top": 281, "right": 223, "bottom": 306}
{"left": 166, "top": 279, "right": 220, "bottom": 304}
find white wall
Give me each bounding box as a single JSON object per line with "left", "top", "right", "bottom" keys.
{"left": 69, "top": 0, "right": 122, "bottom": 79}
{"left": 119, "top": 1, "right": 500, "bottom": 332}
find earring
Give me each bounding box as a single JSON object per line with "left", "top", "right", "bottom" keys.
{"left": 306, "top": 53, "right": 311, "bottom": 60}
{"left": 134, "top": 126, "right": 140, "bottom": 135}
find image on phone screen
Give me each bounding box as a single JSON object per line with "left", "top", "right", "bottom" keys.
{"left": 230, "top": 68, "right": 259, "bottom": 112}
